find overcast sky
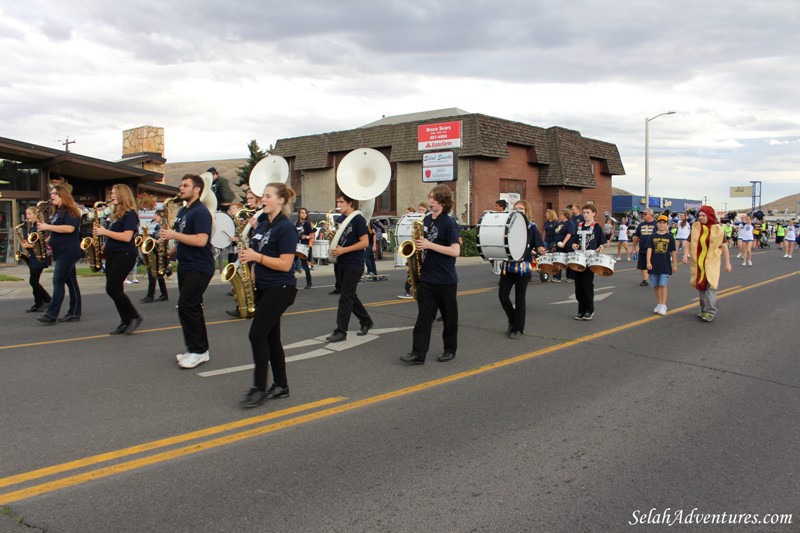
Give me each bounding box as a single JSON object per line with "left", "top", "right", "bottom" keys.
{"left": 2, "top": 0, "right": 798, "bottom": 210}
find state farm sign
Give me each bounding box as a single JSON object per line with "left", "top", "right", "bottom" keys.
{"left": 418, "top": 121, "right": 462, "bottom": 151}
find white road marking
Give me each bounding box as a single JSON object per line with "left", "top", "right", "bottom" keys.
{"left": 551, "top": 285, "right": 614, "bottom": 305}
{"left": 199, "top": 326, "right": 413, "bottom": 377}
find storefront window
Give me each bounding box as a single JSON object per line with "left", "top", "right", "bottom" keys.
{"left": 0, "top": 159, "right": 41, "bottom": 192}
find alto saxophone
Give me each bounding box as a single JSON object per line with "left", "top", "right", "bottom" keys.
{"left": 80, "top": 201, "right": 109, "bottom": 272}
{"left": 14, "top": 222, "right": 30, "bottom": 266}
{"left": 398, "top": 219, "right": 424, "bottom": 300}
{"left": 141, "top": 195, "right": 180, "bottom": 278}
{"left": 220, "top": 208, "right": 256, "bottom": 319}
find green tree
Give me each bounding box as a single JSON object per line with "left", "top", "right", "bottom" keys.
{"left": 235, "top": 140, "right": 272, "bottom": 201}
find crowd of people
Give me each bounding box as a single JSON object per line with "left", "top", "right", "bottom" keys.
{"left": 15, "top": 180, "right": 797, "bottom": 408}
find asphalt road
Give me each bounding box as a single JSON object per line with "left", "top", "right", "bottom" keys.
{"left": 1, "top": 250, "right": 798, "bottom": 532}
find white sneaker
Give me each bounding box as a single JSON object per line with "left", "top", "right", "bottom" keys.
{"left": 124, "top": 280, "right": 133, "bottom": 285}
{"left": 736, "top": 253, "right": 742, "bottom": 258}
{"left": 178, "top": 351, "right": 210, "bottom": 369}
{"left": 748, "top": 260, "right": 752, "bottom": 266}
{"left": 397, "top": 293, "right": 413, "bottom": 300}
{"left": 653, "top": 304, "right": 661, "bottom": 313}
{"left": 658, "top": 305, "right": 667, "bottom": 316}
{"left": 176, "top": 352, "right": 189, "bottom": 363}
{"left": 742, "top": 261, "right": 746, "bottom": 266}
{"left": 783, "top": 254, "right": 789, "bottom": 258}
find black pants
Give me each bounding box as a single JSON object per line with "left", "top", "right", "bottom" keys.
{"left": 46, "top": 255, "right": 81, "bottom": 319}
{"left": 412, "top": 282, "right": 458, "bottom": 359}
{"left": 105, "top": 252, "right": 140, "bottom": 325}
{"left": 177, "top": 268, "right": 212, "bottom": 353}
{"left": 299, "top": 258, "right": 312, "bottom": 286}
{"left": 334, "top": 265, "right": 371, "bottom": 334}
{"left": 498, "top": 273, "right": 530, "bottom": 333}
{"left": 146, "top": 270, "right": 168, "bottom": 299}
{"left": 574, "top": 268, "right": 595, "bottom": 315}
{"left": 29, "top": 267, "right": 51, "bottom": 306}
{"left": 249, "top": 285, "right": 297, "bottom": 390}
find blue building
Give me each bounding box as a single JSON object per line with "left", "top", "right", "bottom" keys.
{"left": 612, "top": 194, "right": 702, "bottom": 216}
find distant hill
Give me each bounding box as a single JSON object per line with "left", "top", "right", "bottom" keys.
{"left": 758, "top": 192, "right": 800, "bottom": 216}
{"left": 612, "top": 187, "right": 634, "bottom": 196}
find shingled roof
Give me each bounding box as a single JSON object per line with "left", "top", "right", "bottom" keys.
{"left": 273, "top": 112, "right": 624, "bottom": 188}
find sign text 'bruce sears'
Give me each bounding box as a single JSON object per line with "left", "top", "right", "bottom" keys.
{"left": 418, "top": 121, "right": 462, "bottom": 151}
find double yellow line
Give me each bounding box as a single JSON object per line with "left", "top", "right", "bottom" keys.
{"left": 1, "top": 271, "right": 797, "bottom": 505}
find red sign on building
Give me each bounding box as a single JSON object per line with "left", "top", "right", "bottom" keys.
{"left": 418, "top": 121, "right": 462, "bottom": 151}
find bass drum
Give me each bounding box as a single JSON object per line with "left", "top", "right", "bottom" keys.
{"left": 211, "top": 212, "right": 236, "bottom": 249}
{"left": 476, "top": 211, "right": 528, "bottom": 261}
{"left": 394, "top": 213, "right": 425, "bottom": 267}
{"left": 587, "top": 254, "right": 616, "bottom": 277}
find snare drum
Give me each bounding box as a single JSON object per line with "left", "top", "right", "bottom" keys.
{"left": 394, "top": 214, "right": 424, "bottom": 268}
{"left": 587, "top": 254, "right": 616, "bottom": 277}
{"left": 551, "top": 252, "right": 568, "bottom": 270}
{"left": 536, "top": 253, "right": 563, "bottom": 275}
{"left": 566, "top": 252, "right": 588, "bottom": 272}
{"left": 312, "top": 240, "right": 330, "bottom": 260}
{"left": 295, "top": 244, "right": 310, "bottom": 260}
{"left": 476, "top": 211, "right": 528, "bottom": 261}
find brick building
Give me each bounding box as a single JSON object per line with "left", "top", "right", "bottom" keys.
{"left": 273, "top": 109, "right": 625, "bottom": 225}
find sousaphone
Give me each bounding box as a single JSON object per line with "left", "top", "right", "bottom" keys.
{"left": 329, "top": 148, "right": 391, "bottom": 261}
{"left": 242, "top": 155, "right": 290, "bottom": 238}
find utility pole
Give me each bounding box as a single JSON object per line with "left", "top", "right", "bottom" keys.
{"left": 60, "top": 136, "right": 76, "bottom": 152}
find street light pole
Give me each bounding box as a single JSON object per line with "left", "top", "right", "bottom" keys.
{"left": 644, "top": 111, "right": 676, "bottom": 210}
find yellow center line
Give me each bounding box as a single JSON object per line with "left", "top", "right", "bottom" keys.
{"left": 1, "top": 270, "right": 796, "bottom": 505}
{"left": 0, "top": 397, "right": 344, "bottom": 491}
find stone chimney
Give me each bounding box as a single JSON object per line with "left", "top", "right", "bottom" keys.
{"left": 122, "top": 125, "right": 165, "bottom": 180}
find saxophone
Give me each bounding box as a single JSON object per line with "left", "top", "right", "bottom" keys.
{"left": 14, "top": 222, "right": 30, "bottom": 266}
{"left": 220, "top": 208, "right": 256, "bottom": 319}
{"left": 398, "top": 219, "right": 424, "bottom": 300}
{"left": 80, "top": 201, "right": 109, "bottom": 272}
{"left": 141, "top": 195, "right": 180, "bottom": 278}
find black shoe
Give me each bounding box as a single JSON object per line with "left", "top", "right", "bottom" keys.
{"left": 326, "top": 331, "right": 347, "bottom": 343}
{"left": 357, "top": 321, "right": 374, "bottom": 336}
{"left": 305, "top": 284, "right": 312, "bottom": 289}
{"left": 140, "top": 296, "right": 155, "bottom": 303}
{"left": 225, "top": 308, "right": 241, "bottom": 318}
{"left": 109, "top": 323, "right": 127, "bottom": 335}
{"left": 57, "top": 314, "right": 80, "bottom": 322}
{"left": 573, "top": 314, "right": 585, "bottom": 321}
{"left": 124, "top": 316, "right": 143, "bottom": 335}
{"left": 400, "top": 352, "right": 425, "bottom": 365}
{"left": 25, "top": 304, "right": 43, "bottom": 313}
{"left": 582, "top": 312, "right": 594, "bottom": 321}
{"left": 240, "top": 388, "right": 268, "bottom": 409}
{"left": 156, "top": 294, "right": 169, "bottom": 302}
{"left": 639, "top": 280, "right": 649, "bottom": 287}
{"left": 505, "top": 325, "right": 513, "bottom": 337}
{"left": 437, "top": 351, "right": 456, "bottom": 362}
{"left": 226, "top": 290, "right": 234, "bottom": 297}
{"left": 37, "top": 314, "right": 56, "bottom": 325}
{"left": 328, "top": 289, "right": 341, "bottom": 295}
{"left": 435, "top": 316, "right": 443, "bottom": 322}
{"left": 266, "top": 384, "right": 290, "bottom": 399}
{"left": 508, "top": 330, "right": 522, "bottom": 339}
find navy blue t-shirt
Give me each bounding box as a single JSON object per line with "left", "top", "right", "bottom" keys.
{"left": 575, "top": 222, "right": 607, "bottom": 251}
{"left": 554, "top": 219, "right": 577, "bottom": 250}
{"left": 250, "top": 213, "right": 297, "bottom": 290}
{"left": 634, "top": 220, "right": 656, "bottom": 252}
{"left": 420, "top": 213, "right": 460, "bottom": 285}
{"left": 49, "top": 209, "right": 82, "bottom": 260}
{"left": 174, "top": 200, "right": 214, "bottom": 277}
{"left": 334, "top": 213, "right": 368, "bottom": 268}
{"left": 295, "top": 220, "right": 313, "bottom": 242}
{"left": 104, "top": 210, "right": 139, "bottom": 254}
{"left": 647, "top": 231, "right": 676, "bottom": 275}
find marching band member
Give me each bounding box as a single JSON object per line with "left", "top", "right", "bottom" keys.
{"left": 572, "top": 204, "right": 606, "bottom": 321}
{"left": 141, "top": 210, "right": 169, "bottom": 303}
{"left": 401, "top": 185, "right": 460, "bottom": 364}
{"left": 238, "top": 182, "right": 298, "bottom": 408}
{"left": 498, "top": 200, "right": 546, "bottom": 339}
{"left": 94, "top": 184, "right": 144, "bottom": 335}
{"left": 21, "top": 206, "right": 51, "bottom": 312}
{"left": 325, "top": 193, "right": 373, "bottom": 343}
{"left": 295, "top": 207, "right": 314, "bottom": 289}
{"left": 36, "top": 185, "right": 82, "bottom": 324}
{"left": 161, "top": 174, "right": 215, "bottom": 369}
